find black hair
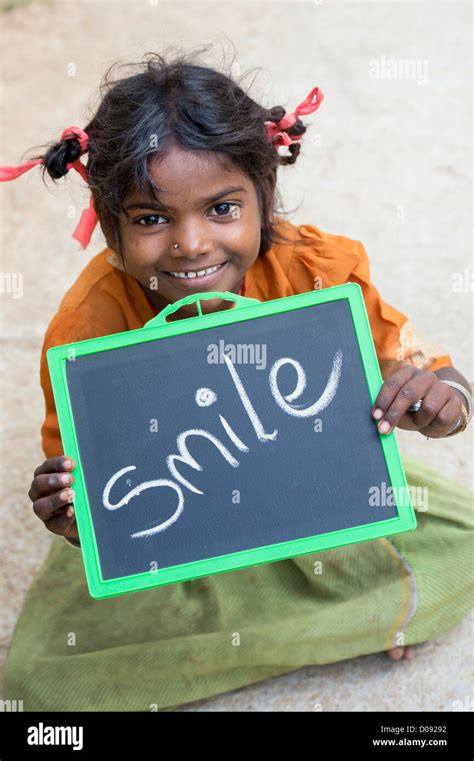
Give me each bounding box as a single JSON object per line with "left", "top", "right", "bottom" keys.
{"left": 27, "top": 41, "right": 315, "bottom": 263}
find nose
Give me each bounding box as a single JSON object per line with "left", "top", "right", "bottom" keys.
{"left": 169, "top": 221, "right": 212, "bottom": 260}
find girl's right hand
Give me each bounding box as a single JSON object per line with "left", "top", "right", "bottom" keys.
{"left": 28, "top": 456, "right": 78, "bottom": 541}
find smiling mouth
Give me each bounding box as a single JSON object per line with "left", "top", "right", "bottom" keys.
{"left": 163, "top": 261, "right": 228, "bottom": 280}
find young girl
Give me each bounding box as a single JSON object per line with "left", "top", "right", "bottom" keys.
{"left": 1, "top": 50, "right": 472, "bottom": 712}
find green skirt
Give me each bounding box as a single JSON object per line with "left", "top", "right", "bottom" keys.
{"left": 2, "top": 453, "right": 473, "bottom": 712}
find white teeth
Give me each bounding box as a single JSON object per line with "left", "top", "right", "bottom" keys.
{"left": 167, "top": 264, "right": 223, "bottom": 279}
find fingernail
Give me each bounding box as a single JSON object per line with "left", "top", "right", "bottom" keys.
{"left": 60, "top": 473, "right": 72, "bottom": 484}
{"left": 60, "top": 488, "right": 73, "bottom": 501}
{"left": 64, "top": 459, "right": 73, "bottom": 469}
{"left": 67, "top": 506, "right": 74, "bottom": 517}
{"left": 378, "top": 421, "right": 391, "bottom": 434}
{"left": 373, "top": 408, "right": 383, "bottom": 420}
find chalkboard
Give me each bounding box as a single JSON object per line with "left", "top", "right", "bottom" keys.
{"left": 47, "top": 285, "right": 417, "bottom": 600}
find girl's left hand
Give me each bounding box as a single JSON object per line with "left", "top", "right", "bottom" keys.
{"left": 371, "top": 365, "right": 464, "bottom": 439}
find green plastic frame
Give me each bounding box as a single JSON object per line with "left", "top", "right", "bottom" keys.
{"left": 47, "top": 283, "right": 417, "bottom": 600}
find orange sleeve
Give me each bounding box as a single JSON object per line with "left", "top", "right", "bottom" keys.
{"left": 348, "top": 241, "right": 453, "bottom": 375}
{"left": 39, "top": 308, "right": 101, "bottom": 459}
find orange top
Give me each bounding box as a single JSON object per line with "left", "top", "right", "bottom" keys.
{"left": 39, "top": 217, "right": 452, "bottom": 458}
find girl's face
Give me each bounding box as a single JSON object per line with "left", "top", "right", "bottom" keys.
{"left": 117, "top": 145, "right": 266, "bottom": 319}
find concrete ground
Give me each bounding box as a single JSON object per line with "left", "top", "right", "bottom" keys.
{"left": 0, "top": 0, "right": 472, "bottom": 711}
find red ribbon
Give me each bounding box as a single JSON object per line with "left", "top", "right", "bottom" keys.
{"left": 265, "top": 86, "right": 324, "bottom": 147}
{"left": 0, "top": 126, "right": 98, "bottom": 250}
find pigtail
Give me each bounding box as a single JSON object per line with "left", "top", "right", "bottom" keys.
{"left": 17, "top": 135, "right": 85, "bottom": 189}
{"left": 40, "top": 137, "right": 83, "bottom": 181}
{"left": 265, "top": 105, "right": 307, "bottom": 166}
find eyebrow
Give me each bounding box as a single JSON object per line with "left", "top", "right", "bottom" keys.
{"left": 124, "top": 186, "right": 247, "bottom": 213}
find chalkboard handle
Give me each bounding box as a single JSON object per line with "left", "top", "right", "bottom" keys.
{"left": 143, "top": 291, "right": 261, "bottom": 329}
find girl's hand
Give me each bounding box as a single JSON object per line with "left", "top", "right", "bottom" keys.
{"left": 371, "top": 366, "right": 464, "bottom": 439}
{"left": 28, "top": 456, "right": 78, "bottom": 540}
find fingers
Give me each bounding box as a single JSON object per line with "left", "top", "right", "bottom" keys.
{"left": 29, "top": 455, "right": 79, "bottom": 539}
{"left": 29, "top": 457, "right": 76, "bottom": 501}
{"left": 32, "top": 487, "right": 75, "bottom": 522}
{"left": 28, "top": 471, "right": 75, "bottom": 501}
{"left": 372, "top": 366, "right": 417, "bottom": 426}
{"left": 418, "top": 392, "right": 462, "bottom": 438}
{"left": 410, "top": 383, "right": 452, "bottom": 430}
{"left": 33, "top": 455, "right": 76, "bottom": 478}
{"left": 372, "top": 367, "right": 437, "bottom": 434}
{"left": 396, "top": 381, "right": 452, "bottom": 432}
{"left": 45, "top": 510, "right": 78, "bottom": 540}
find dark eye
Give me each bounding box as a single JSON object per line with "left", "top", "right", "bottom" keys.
{"left": 135, "top": 214, "right": 165, "bottom": 227}
{"left": 209, "top": 202, "right": 240, "bottom": 218}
